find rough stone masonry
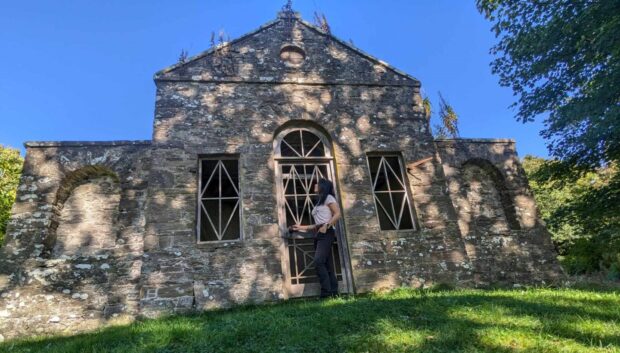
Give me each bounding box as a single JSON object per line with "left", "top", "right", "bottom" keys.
{"left": 0, "top": 10, "right": 562, "bottom": 340}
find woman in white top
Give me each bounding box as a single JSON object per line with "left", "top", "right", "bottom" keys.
{"left": 292, "top": 178, "right": 341, "bottom": 298}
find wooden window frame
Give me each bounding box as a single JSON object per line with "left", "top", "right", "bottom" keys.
{"left": 274, "top": 127, "right": 333, "bottom": 160}
{"left": 196, "top": 155, "right": 243, "bottom": 243}
{"left": 365, "top": 152, "right": 417, "bottom": 231}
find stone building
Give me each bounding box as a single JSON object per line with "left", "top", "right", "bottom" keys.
{"left": 0, "top": 9, "right": 561, "bottom": 339}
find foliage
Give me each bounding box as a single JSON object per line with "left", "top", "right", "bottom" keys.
{"left": 3, "top": 288, "right": 620, "bottom": 352}
{"left": 477, "top": 0, "right": 620, "bottom": 169}
{"left": 478, "top": 0, "right": 620, "bottom": 276}
{"left": 425, "top": 92, "right": 460, "bottom": 139}
{"left": 0, "top": 145, "right": 23, "bottom": 246}
{"left": 313, "top": 12, "right": 331, "bottom": 34}
{"left": 523, "top": 155, "right": 620, "bottom": 276}
{"left": 210, "top": 30, "right": 230, "bottom": 48}
{"left": 177, "top": 49, "right": 188, "bottom": 64}
{"left": 422, "top": 96, "right": 432, "bottom": 121}
{"left": 436, "top": 93, "right": 459, "bottom": 138}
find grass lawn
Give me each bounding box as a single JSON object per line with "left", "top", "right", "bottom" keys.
{"left": 1, "top": 287, "right": 620, "bottom": 353}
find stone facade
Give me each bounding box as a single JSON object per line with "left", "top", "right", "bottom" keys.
{"left": 0, "top": 141, "right": 150, "bottom": 339}
{"left": 0, "top": 11, "right": 562, "bottom": 340}
{"left": 435, "top": 139, "right": 562, "bottom": 286}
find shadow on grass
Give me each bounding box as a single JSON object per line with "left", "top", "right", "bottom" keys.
{"left": 2, "top": 288, "right": 620, "bottom": 353}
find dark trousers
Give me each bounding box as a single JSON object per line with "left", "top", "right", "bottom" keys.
{"left": 314, "top": 229, "right": 338, "bottom": 297}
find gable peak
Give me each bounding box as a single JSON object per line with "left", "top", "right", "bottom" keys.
{"left": 278, "top": 0, "right": 298, "bottom": 19}
{"left": 155, "top": 7, "right": 419, "bottom": 86}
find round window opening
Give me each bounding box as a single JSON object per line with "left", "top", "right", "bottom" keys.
{"left": 279, "top": 45, "right": 306, "bottom": 67}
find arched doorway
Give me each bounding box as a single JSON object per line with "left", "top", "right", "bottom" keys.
{"left": 273, "top": 126, "right": 353, "bottom": 297}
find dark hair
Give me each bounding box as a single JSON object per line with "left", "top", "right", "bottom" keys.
{"left": 315, "top": 178, "right": 335, "bottom": 206}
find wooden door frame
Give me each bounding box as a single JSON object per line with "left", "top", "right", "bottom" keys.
{"left": 273, "top": 127, "right": 354, "bottom": 298}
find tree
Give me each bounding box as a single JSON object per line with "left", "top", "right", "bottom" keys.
{"left": 477, "top": 0, "right": 620, "bottom": 169}
{"left": 313, "top": 12, "right": 331, "bottom": 34}
{"left": 0, "top": 145, "right": 23, "bottom": 246}
{"left": 523, "top": 155, "right": 620, "bottom": 278}
{"left": 425, "top": 92, "right": 460, "bottom": 139}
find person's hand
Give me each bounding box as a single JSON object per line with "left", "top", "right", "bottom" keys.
{"left": 319, "top": 224, "right": 327, "bottom": 233}
{"left": 291, "top": 224, "right": 302, "bottom": 231}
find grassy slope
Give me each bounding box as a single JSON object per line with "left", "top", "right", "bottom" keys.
{"left": 2, "top": 288, "right": 620, "bottom": 353}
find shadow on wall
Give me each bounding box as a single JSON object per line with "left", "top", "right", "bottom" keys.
{"left": 461, "top": 158, "right": 520, "bottom": 231}
{"left": 0, "top": 12, "right": 563, "bottom": 341}
{"left": 0, "top": 161, "right": 145, "bottom": 339}
{"left": 457, "top": 157, "right": 548, "bottom": 285}
{"left": 45, "top": 165, "right": 121, "bottom": 257}
{"left": 437, "top": 139, "right": 564, "bottom": 286}
{"left": 142, "top": 14, "right": 466, "bottom": 311}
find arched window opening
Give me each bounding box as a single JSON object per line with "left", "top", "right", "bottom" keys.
{"left": 461, "top": 159, "right": 520, "bottom": 231}
{"left": 47, "top": 166, "right": 121, "bottom": 257}
{"left": 275, "top": 127, "right": 331, "bottom": 159}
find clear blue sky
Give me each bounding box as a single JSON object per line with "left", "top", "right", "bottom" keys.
{"left": 0, "top": 0, "right": 549, "bottom": 158}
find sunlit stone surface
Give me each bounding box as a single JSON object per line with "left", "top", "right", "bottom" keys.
{"left": 0, "top": 10, "right": 561, "bottom": 340}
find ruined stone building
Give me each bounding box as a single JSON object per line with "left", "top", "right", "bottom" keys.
{"left": 0, "top": 10, "right": 561, "bottom": 338}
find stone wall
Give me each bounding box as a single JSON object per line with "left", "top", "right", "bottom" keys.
{"left": 0, "top": 141, "right": 151, "bottom": 340}
{"left": 140, "top": 15, "right": 474, "bottom": 314}
{"left": 435, "top": 139, "right": 563, "bottom": 286}
{"left": 0, "top": 12, "right": 563, "bottom": 341}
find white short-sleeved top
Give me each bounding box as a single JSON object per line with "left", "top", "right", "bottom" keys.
{"left": 311, "top": 194, "right": 337, "bottom": 225}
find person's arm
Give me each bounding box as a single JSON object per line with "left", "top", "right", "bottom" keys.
{"left": 319, "top": 201, "right": 341, "bottom": 233}
{"left": 327, "top": 202, "right": 341, "bottom": 227}
{"left": 291, "top": 224, "right": 315, "bottom": 231}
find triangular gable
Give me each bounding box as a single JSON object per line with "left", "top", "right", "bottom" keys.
{"left": 154, "top": 18, "right": 280, "bottom": 78}
{"left": 295, "top": 18, "right": 419, "bottom": 84}
{"left": 155, "top": 12, "right": 419, "bottom": 86}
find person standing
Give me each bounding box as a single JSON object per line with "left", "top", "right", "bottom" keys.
{"left": 292, "top": 178, "right": 341, "bottom": 298}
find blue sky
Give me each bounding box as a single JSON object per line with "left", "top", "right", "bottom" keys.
{"left": 0, "top": 0, "right": 549, "bottom": 157}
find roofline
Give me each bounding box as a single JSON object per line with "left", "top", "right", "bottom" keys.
{"left": 434, "top": 138, "right": 516, "bottom": 144}
{"left": 24, "top": 140, "right": 152, "bottom": 148}
{"left": 295, "top": 18, "right": 420, "bottom": 84}
{"left": 155, "top": 77, "right": 419, "bottom": 87}
{"left": 154, "top": 13, "right": 420, "bottom": 85}
{"left": 154, "top": 18, "right": 280, "bottom": 78}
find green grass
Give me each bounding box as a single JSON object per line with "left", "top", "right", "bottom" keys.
{"left": 2, "top": 288, "right": 620, "bottom": 353}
